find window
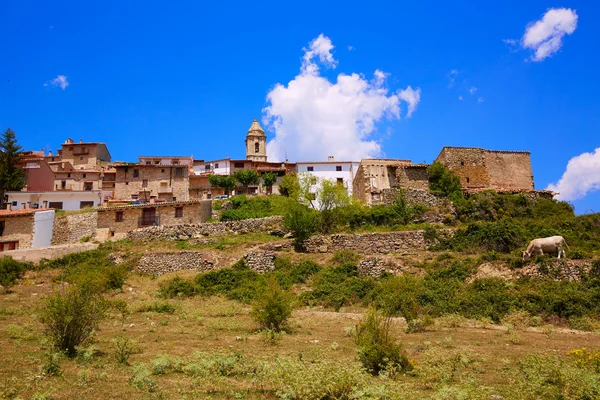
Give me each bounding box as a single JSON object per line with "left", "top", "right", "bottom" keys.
{"left": 460, "top": 161, "right": 465, "bottom": 166}
{"left": 172, "top": 197, "right": 177, "bottom": 201}
{"left": 161, "top": 169, "right": 165, "bottom": 173}
{"left": 48, "top": 202, "right": 63, "bottom": 210}
{"left": 234, "top": 162, "right": 244, "bottom": 168}
{"left": 84, "top": 182, "right": 93, "bottom": 191}
{"left": 310, "top": 177, "right": 317, "bottom": 185}
{"left": 79, "top": 156, "right": 84, "bottom": 161}
{"left": 146, "top": 161, "right": 151, "bottom": 165}
{"left": 142, "top": 179, "right": 148, "bottom": 188}
{"left": 466, "top": 177, "right": 470, "bottom": 183}
{"left": 82, "top": 173, "right": 86, "bottom": 178}
{"left": 337, "top": 178, "right": 344, "bottom": 185}
{"left": 205, "top": 165, "right": 211, "bottom": 171}
{"left": 175, "top": 168, "right": 184, "bottom": 177}
{"left": 133, "top": 169, "right": 139, "bottom": 178}
{"left": 155, "top": 161, "right": 160, "bottom": 165}
{"left": 67, "top": 173, "right": 71, "bottom": 178}
{"left": 215, "top": 163, "right": 219, "bottom": 169}
{"left": 173, "top": 161, "right": 179, "bottom": 165}
{"left": 255, "top": 142, "right": 260, "bottom": 153}
{"left": 125, "top": 182, "right": 129, "bottom": 185}
{"left": 336, "top": 166, "right": 342, "bottom": 171}
{"left": 11, "top": 201, "right": 16, "bottom": 207}
{"left": 307, "top": 166, "right": 314, "bottom": 171}
{"left": 207, "top": 193, "right": 212, "bottom": 199}
{"left": 115, "top": 211, "right": 124, "bottom": 222}
{"left": 0, "top": 221, "right": 4, "bottom": 237}
{"left": 110, "top": 231, "right": 115, "bottom": 237}
{"left": 80, "top": 201, "right": 94, "bottom": 209}
{"left": 131, "top": 194, "right": 139, "bottom": 200}
{"left": 175, "top": 207, "right": 183, "bottom": 218}
{"left": 61, "top": 181, "right": 66, "bottom": 189}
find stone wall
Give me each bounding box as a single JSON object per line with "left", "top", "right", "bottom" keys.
{"left": 127, "top": 216, "right": 284, "bottom": 242}
{"left": 51, "top": 211, "right": 97, "bottom": 245}
{"left": 395, "top": 165, "right": 429, "bottom": 190}
{"left": 485, "top": 151, "right": 534, "bottom": 191}
{"left": 137, "top": 251, "right": 215, "bottom": 276}
{"left": 380, "top": 188, "right": 446, "bottom": 208}
{"left": 304, "top": 229, "right": 452, "bottom": 255}
{"left": 0, "top": 215, "right": 34, "bottom": 249}
{"left": 518, "top": 259, "right": 594, "bottom": 281}
{"left": 436, "top": 147, "right": 490, "bottom": 189}
{"left": 243, "top": 250, "right": 276, "bottom": 273}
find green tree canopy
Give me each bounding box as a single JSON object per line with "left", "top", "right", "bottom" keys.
{"left": 278, "top": 173, "right": 301, "bottom": 199}
{"left": 261, "top": 172, "right": 278, "bottom": 190}
{"left": 0, "top": 128, "right": 26, "bottom": 206}
{"left": 234, "top": 170, "right": 260, "bottom": 193}
{"left": 427, "top": 161, "right": 463, "bottom": 201}
{"left": 208, "top": 174, "right": 236, "bottom": 196}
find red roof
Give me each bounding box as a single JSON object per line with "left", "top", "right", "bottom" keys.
{"left": 0, "top": 208, "right": 53, "bottom": 217}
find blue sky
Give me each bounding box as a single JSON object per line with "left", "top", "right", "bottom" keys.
{"left": 1, "top": 1, "right": 598, "bottom": 213}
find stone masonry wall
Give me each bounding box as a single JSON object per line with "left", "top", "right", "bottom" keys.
{"left": 436, "top": 147, "right": 490, "bottom": 189}
{"left": 137, "top": 251, "right": 215, "bottom": 276}
{"left": 1, "top": 215, "right": 34, "bottom": 249}
{"left": 115, "top": 165, "right": 189, "bottom": 201}
{"left": 127, "top": 216, "right": 284, "bottom": 242}
{"left": 485, "top": 151, "right": 534, "bottom": 191}
{"left": 304, "top": 229, "right": 453, "bottom": 255}
{"left": 395, "top": 166, "right": 429, "bottom": 190}
{"left": 380, "top": 188, "right": 446, "bottom": 208}
{"left": 51, "top": 212, "right": 97, "bottom": 245}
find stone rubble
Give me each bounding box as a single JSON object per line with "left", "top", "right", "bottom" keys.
{"left": 243, "top": 251, "right": 276, "bottom": 273}
{"left": 357, "top": 256, "right": 404, "bottom": 277}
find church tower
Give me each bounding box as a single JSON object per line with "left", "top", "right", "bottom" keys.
{"left": 245, "top": 118, "right": 267, "bottom": 162}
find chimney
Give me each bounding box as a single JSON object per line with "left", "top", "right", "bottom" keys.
{"left": 6, "top": 203, "right": 12, "bottom": 211}
{"left": 328, "top": 156, "right": 334, "bottom": 162}
{"left": 49, "top": 151, "right": 53, "bottom": 156}
{"left": 79, "top": 139, "right": 83, "bottom": 143}
{"left": 42, "top": 200, "right": 48, "bottom": 209}
{"left": 149, "top": 198, "right": 156, "bottom": 204}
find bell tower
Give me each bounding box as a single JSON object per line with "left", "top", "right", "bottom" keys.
{"left": 245, "top": 118, "right": 267, "bottom": 162}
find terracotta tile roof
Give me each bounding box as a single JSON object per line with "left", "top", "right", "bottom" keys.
{"left": 99, "top": 200, "right": 205, "bottom": 211}
{"left": 0, "top": 208, "right": 53, "bottom": 217}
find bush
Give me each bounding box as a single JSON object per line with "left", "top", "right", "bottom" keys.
{"left": 251, "top": 279, "right": 292, "bottom": 332}
{"left": 112, "top": 336, "right": 135, "bottom": 365}
{"left": 195, "top": 266, "right": 263, "bottom": 303}
{"left": 273, "top": 258, "right": 321, "bottom": 288}
{"left": 137, "top": 302, "right": 176, "bottom": 314}
{"left": 428, "top": 161, "right": 463, "bottom": 201}
{"left": 435, "top": 221, "right": 525, "bottom": 253}
{"left": 40, "top": 287, "right": 107, "bottom": 357}
{"left": 158, "top": 277, "right": 198, "bottom": 298}
{"left": 355, "top": 308, "right": 411, "bottom": 375}
{"left": 330, "top": 250, "right": 360, "bottom": 266}
{"left": 0, "top": 257, "right": 29, "bottom": 289}
{"left": 41, "top": 352, "right": 63, "bottom": 376}
{"left": 283, "top": 201, "right": 317, "bottom": 251}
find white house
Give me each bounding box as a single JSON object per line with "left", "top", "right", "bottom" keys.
{"left": 296, "top": 157, "right": 360, "bottom": 209}
{"left": 193, "top": 158, "right": 231, "bottom": 176}
{"left": 6, "top": 191, "right": 105, "bottom": 211}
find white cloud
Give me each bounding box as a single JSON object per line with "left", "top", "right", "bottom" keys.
{"left": 347, "top": 45, "right": 354, "bottom": 51}
{"left": 478, "top": 97, "right": 484, "bottom": 103}
{"left": 469, "top": 86, "right": 478, "bottom": 95}
{"left": 263, "top": 34, "right": 420, "bottom": 162}
{"left": 503, "top": 38, "right": 517, "bottom": 46}
{"left": 458, "top": 95, "right": 463, "bottom": 101}
{"left": 447, "top": 69, "right": 458, "bottom": 88}
{"left": 44, "top": 75, "right": 68, "bottom": 90}
{"left": 522, "top": 8, "right": 578, "bottom": 62}
{"left": 547, "top": 148, "right": 600, "bottom": 201}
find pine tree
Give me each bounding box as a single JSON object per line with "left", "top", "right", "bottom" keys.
{"left": 0, "top": 128, "right": 26, "bottom": 207}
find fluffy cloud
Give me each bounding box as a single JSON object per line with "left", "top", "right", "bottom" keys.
{"left": 546, "top": 148, "right": 600, "bottom": 201}
{"left": 447, "top": 69, "right": 458, "bottom": 88}
{"left": 263, "top": 34, "right": 420, "bottom": 162}
{"left": 522, "top": 8, "right": 578, "bottom": 62}
{"left": 469, "top": 86, "right": 478, "bottom": 95}
{"left": 44, "top": 75, "right": 69, "bottom": 90}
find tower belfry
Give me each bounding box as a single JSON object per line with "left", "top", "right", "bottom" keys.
{"left": 245, "top": 118, "right": 267, "bottom": 162}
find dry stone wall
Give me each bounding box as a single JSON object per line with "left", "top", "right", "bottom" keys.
{"left": 51, "top": 212, "right": 97, "bottom": 245}
{"left": 243, "top": 251, "right": 276, "bottom": 273}
{"left": 127, "top": 216, "right": 284, "bottom": 242}
{"left": 137, "top": 251, "right": 215, "bottom": 276}
{"left": 304, "top": 229, "right": 452, "bottom": 255}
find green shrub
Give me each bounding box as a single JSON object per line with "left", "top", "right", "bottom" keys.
{"left": 251, "top": 279, "right": 292, "bottom": 332}
{"left": 330, "top": 250, "right": 360, "bottom": 266}
{"left": 41, "top": 352, "right": 63, "bottom": 376}
{"left": 137, "top": 302, "right": 176, "bottom": 314}
{"left": 283, "top": 201, "right": 317, "bottom": 251}
{"left": 355, "top": 308, "right": 411, "bottom": 375}
{"left": 273, "top": 258, "right": 321, "bottom": 288}
{"left": 195, "top": 266, "right": 264, "bottom": 303}
{"left": 130, "top": 363, "right": 157, "bottom": 392}
{"left": 158, "top": 277, "right": 198, "bottom": 298}
{"left": 0, "top": 257, "right": 29, "bottom": 289}
{"left": 40, "top": 287, "right": 107, "bottom": 357}
{"left": 428, "top": 161, "right": 463, "bottom": 201}
{"left": 435, "top": 221, "right": 525, "bottom": 253}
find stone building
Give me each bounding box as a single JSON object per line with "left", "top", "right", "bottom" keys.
{"left": 19, "top": 150, "right": 55, "bottom": 192}
{"left": 0, "top": 206, "right": 55, "bottom": 251}
{"left": 245, "top": 119, "right": 267, "bottom": 162}
{"left": 114, "top": 163, "right": 191, "bottom": 202}
{"left": 435, "top": 147, "right": 534, "bottom": 191}
{"left": 353, "top": 159, "right": 414, "bottom": 205}
{"left": 96, "top": 200, "right": 211, "bottom": 240}
{"left": 59, "top": 138, "right": 112, "bottom": 170}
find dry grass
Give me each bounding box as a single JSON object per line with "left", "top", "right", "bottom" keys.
{"left": 2, "top": 267, "right": 600, "bottom": 400}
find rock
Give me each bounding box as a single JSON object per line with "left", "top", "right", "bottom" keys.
{"left": 318, "top": 245, "right": 328, "bottom": 253}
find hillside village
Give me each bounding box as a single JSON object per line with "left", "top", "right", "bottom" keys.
{"left": 2, "top": 119, "right": 553, "bottom": 251}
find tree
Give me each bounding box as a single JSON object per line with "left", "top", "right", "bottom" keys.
{"left": 251, "top": 278, "right": 292, "bottom": 332}
{"left": 427, "top": 161, "right": 463, "bottom": 201}
{"left": 284, "top": 201, "right": 317, "bottom": 251}
{"left": 261, "top": 172, "right": 278, "bottom": 194}
{"left": 234, "top": 169, "right": 260, "bottom": 194}
{"left": 208, "top": 174, "right": 236, "bottom": 197}
{"left": 316, "top": 179, "right": 352, "bottom": 233}
{"left": 0, "top": 128, "right": 26, "bottom": 207}
{"left": 278, "top": 173, "right": 301, "bottom": 199}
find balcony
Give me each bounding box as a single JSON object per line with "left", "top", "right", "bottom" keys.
{"left": 138, "top": 215, "right": 160, "bottom": 227}
{"left": 158, "top": 186, "right": 173, "bottom": 193}
{"left": 72, "top": 149, "right": 90, "bottom": 155}
{"left": 55, "top": 184, "right": 74, "bottom": 191}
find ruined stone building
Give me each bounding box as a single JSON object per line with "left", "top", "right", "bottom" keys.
{"left": 435, "top": 147, "right": 534, "bottom": 192}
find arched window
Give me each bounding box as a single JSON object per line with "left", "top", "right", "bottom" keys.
{"left": 255, "top": 142, "right": 260, "bottom": 153}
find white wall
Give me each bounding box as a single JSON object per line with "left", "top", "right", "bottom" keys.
{"left": 296, "top": 162, "right": 360, "bottom": 209}
{"left": 7, "top": 191, "right": 102, "bottom": 211}
{"left": 193, "top": 159, "right": 231, "bottom": 176}
{"left": 32, "top": 210, "right": 55, "bottom": 248}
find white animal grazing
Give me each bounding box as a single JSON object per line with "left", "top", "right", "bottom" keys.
{"left": 522, "top": 236, "right": 570, "bottom": 261}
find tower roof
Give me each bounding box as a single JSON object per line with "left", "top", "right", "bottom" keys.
{"left": 247, "top": 118, "right": 265, "bottom": 136}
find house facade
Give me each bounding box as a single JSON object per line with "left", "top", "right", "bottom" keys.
{"left": 6, "top": 191, "right": 104, "bottom": 211}
{"left": 296, "top": 158, "right": 360, "bottom": 208}
{"left": 0, "top": 207, "right": 55, "bottom": 251}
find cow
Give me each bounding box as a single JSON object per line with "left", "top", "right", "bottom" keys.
{"left": 522, "top": 236, "right": 570, "bottom": 261}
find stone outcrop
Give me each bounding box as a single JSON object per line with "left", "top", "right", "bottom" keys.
{"left": 304, "top": 229, "right": 452, "bottom": 255}
{"left": 243, "top": 251, "right": 276, "bottom": 273}
{"left": 52, "top": 212, "right": 97, "bottom": 245}
{"left": 137, "top": 251, "right": 215, "bottom": 276}
{"left": 127, "top": 216, "right": 284, "bottom": 242}
{"left": 357, "top": 256, "right": 404, "bottom": 277}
